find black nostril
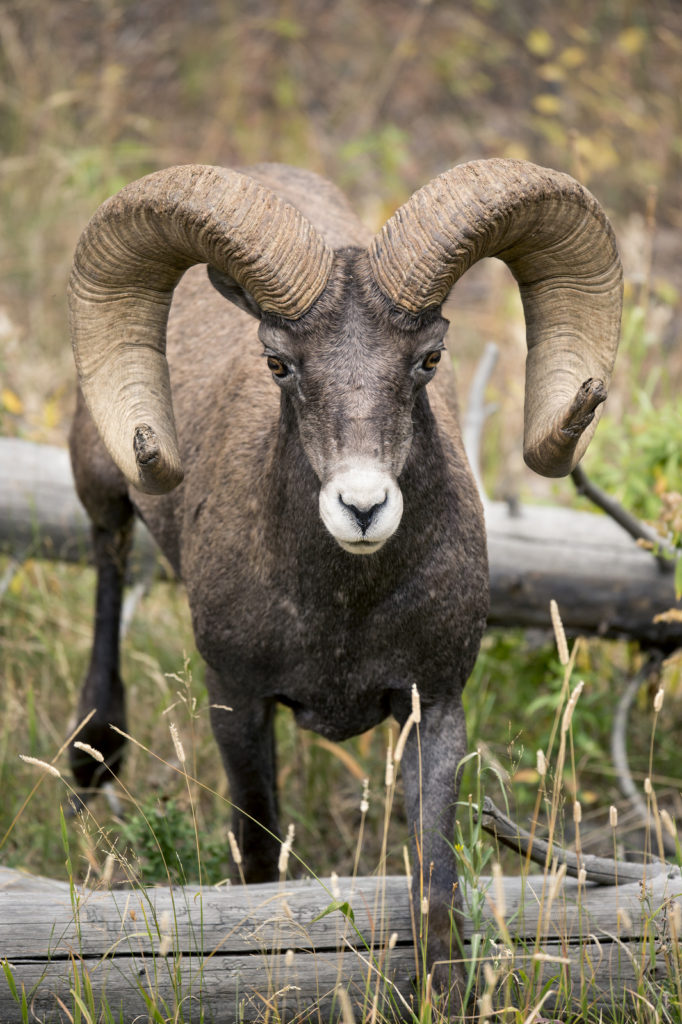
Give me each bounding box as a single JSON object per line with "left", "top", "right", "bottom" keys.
{"left": 343, "top": 496, "right": 387, "bottom": 535}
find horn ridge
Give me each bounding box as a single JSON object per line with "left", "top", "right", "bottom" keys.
{"left": 369, "top": 158, "right": 623, "bottom": 477}
{"left": 69, "top": 164, "right": 333, "bottom": 493}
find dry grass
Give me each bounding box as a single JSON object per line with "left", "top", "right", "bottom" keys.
{"left": 2, "top": 606, "right": 681, "bottom": 1022}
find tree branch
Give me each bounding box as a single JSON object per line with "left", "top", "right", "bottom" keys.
{"left": 571, "top": 463, "right": 675, "bottom": 572}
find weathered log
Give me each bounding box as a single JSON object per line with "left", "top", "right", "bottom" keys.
{"left": 1, "top": 866, "right": 680, "bottom": 1022}
{"left": 0, "top": 438, "right": 159, "bottom": 576}
{"left": 2, "top": 438, "right": 681, "bottom": 644}
{"left": 485, "top": 498, "right": 682, "bottom": 645}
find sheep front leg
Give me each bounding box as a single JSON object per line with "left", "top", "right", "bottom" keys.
{"left": 206, "top": 672, "right": 280, "bottom": 883}
{"left": 70, "top": 522, "right": 132, "bottom": 800}
{"left": 397, "top": 693, "right": 468, "bottom": 1008}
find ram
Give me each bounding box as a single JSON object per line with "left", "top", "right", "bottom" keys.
{"left": 67, "top": 159, "right": 622, "bottom": 991}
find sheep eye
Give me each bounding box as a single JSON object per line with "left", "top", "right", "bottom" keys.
{"left": 267, "top": 356, "right": 289, "bottom": 378}
{"left": 422, "top": 350, "right": 442, "bottom": 371}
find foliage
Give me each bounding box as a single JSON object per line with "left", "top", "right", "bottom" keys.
{"left": 588, "top": 391, "right": 682, "bottom": 521}
{"left": 3, "top": 621, "right": 681, "bottom": 1021}
{"left": 116, "top": 796, "right": 226, "bottom": 886}
{"left": 0, "top": 0, "right": 681, "bottom": 447}
{"left": 579, "top": 281, "right": 682, "bottom": 523}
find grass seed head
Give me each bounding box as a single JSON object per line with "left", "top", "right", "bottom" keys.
{"left": 169, "top": 722, "right": 186, "bottom": 765}
{"left": 660, "top": 807, "right": 677, "bottom": 838}
{"left": 18, "top": 754, "right": 61, "bottom": 778}
{"left": 610, "top": 805, "right": 618, "bottom": 828}
{"left": 393, "top": 712, "right": 416, "bottom": 765}
{"left": 278, "top": 823, "right": 295, "bottom": 875}
{"left": 478, "top": 991, "right": 493, "bottom": 1019}
{"left": 618, "top": 907, "right": 633, "bottom": 931}
{"left": 73, "top": 741, "right": 104, "bottom": 763}
{"left": 536, "top": 749, "right": 547, "bottom": 777}
{"left": 228, "top": 830, "right": 242, "bottom": 866}
{"left": 385, "top": 737, "right": 394, "bottom": 788}
{"left": 550, "top": 598, "right": 569, "bottom": 665}
{"left": 483, "top": 963, "right": 498, "bottom": 989}
{"left": 672, "top": 903, "right": 682, "bottom": 936}
{"left": 411, "top": 683, "right": 421, "bottom": 724}
{"left": 102, "top": 852, "right": 116, "bottom": 885}
{"left": 158, "top": 911, "right": 172, "bottom": 957}
{"left": 548, "top": 862, "right": 567, "bottom": 903}
{"left": 336, "top": 986, "right": 356, "bottom": 1024}
{"left": 359, "top": 777, "right": 369, "bottom": 814}
{"left": 654, "top": 687, "right": 664, "bottom": 713}
{"left": 561, "top": 679, "right": 584, "bottom": 733}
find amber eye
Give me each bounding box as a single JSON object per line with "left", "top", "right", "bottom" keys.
{"left": 422, "top": 350, "right": 442, "bottom": 371}
{"left": 267, "top": 356, "right": 289, "bottom": 378}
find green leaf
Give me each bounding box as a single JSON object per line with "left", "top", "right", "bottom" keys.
{"left": 313, "top": 899, "right": 355, "bottom": 925}
{"left": 70, "top": 987, "right": 94, "bottom": 1024}
{"left": 2, "top": 960, "right": 19, "bottom": 1003}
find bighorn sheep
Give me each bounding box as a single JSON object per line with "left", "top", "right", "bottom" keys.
{"left": 68, "top": 160, "right": 622, "bottom": 991}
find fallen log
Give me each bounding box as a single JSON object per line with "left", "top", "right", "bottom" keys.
{"left": 0, "top": 438, "right": 159, "bottom": 576}
{"left": 485, "top": 499, "right": 682, "bottom": 646}
{"left": 1, "top": 438, "right": 681, "bottom": 644}
{"left": 1, "top": 865, "right": 680, "bottom": 1022}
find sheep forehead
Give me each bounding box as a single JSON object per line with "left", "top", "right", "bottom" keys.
{"left": 261, "top": 250, "right": 446, "bottom": 373}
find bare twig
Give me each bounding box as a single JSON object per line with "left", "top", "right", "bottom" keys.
{"left": 477, "top": 795, "right": 677, "bottom": 885}
{"left": 610, "top": 653, "right": 677, "bottom": 857}
{"left": 571, "top": 463, "right": 675, "bottom": 572}
{"left": 463, "top": 341, "right": 499, "bottom": 501}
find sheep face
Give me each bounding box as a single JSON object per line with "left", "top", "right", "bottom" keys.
{"left": 257, "top": 250, "right": 449, "bottom": 555}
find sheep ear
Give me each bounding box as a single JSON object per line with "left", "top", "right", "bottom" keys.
{"left": 207, "top": 265, "right": 262, "bottom": 320}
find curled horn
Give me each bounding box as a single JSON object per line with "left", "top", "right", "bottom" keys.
{"left": 69, "top": 165, "right": 333, "bottom": 494}
{"left": 369, "top": 159, "right": 623, "bottom": 476}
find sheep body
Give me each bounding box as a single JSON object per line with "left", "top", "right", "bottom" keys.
{"left": 68, "top": 160, "right": 622, "bottom": 999}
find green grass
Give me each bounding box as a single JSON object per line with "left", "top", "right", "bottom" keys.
{"left": 1, "top": 611, "right": 681, "bottom": 1022}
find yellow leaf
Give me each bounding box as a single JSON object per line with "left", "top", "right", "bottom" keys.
{"left": 537, "top": 62, "right": 566, "bottom": 83}
{"left": 9, "top": 568, "right": 24, "bottom": 595}
{"left": 526, "top": 28, "right": 554, "bottom": 58}
{"left": 43, "top": 397, "right": 60, "bottom": 430}
{"left": 1, "top": 388, "right": 23, "bottom": 415}
{"left": 533, "top": 93, "right": 562, "bottom": 116}
{"left": 618, "top": 27, "right": 646, "bottom": 55}
{"left": 559, "top": 45, "right": 587, "bottom": 69}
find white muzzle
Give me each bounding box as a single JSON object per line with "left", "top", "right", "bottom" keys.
{"left": 319, "top": 462, "right": 403, "bottom": 555}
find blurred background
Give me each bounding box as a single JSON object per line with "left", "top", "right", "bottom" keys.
{"left": 1, "top": 0, "right": 680, "bottom": 471}
{"left": 1, "top": 0, "right": 681, "bottom": 882}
